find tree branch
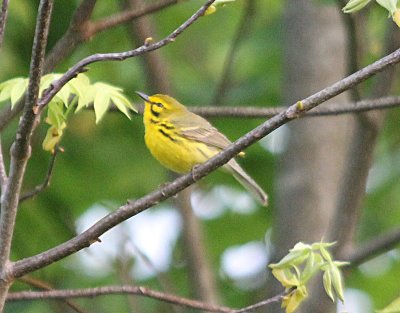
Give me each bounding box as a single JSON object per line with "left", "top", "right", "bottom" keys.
{"left": 0, "top": 0, "right": 9, "bottom": 49}
{"left": 346, "top": 227, "right": 400, "bottom": 266}
{"left": 188, "top": 96, "right": 400, "bottom": 118}
{"left": 19, "top": 276, "right": 88, "bottom": 313}
{"left": 19, "top": 147, "right": 59, "bottom": 203}
{"left": 89, "top": 0, "right": 180, "bottom": 36}
{"left": 7, "top": 285, "right": 289, "bottom": 313}
{"left": 36, "top": 0, "right": 216, "bottom": 112}
{"left": 43, "top": 0, "right": 97, "bottom": 73}
{"left": 0, "top": 138, "right": 8, "bottom": 192}
{"left": 7, "top": 285, "right": 233, "bottom": 313}
{"left": 0, "top": 0, "right": 54, "bottom": 310}
{"left": 10, "top": 47, "right": 400, "bottom": 279}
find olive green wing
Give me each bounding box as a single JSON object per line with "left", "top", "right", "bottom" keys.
{"left": 170, "top": 112, "right": 232, "bottom": 150}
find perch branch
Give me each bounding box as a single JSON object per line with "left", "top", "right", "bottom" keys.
{"left": 10, "top": 48, "right": 400, "bottom": 279}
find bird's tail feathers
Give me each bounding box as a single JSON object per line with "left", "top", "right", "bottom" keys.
{"left": 225, "top": 159, "right": 268, "bottom": 207}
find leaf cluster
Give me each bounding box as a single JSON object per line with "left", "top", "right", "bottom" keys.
{"left": 269, "top": 242, "right": 348, "bottom": 313}
{"left": 0, "top": 74, "right": 135, "bottom": 152}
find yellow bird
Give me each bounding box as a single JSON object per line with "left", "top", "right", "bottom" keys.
{"left": 136, "top": 92, "right": 268, "bottom": 206}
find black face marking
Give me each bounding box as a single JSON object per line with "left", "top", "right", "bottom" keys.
{"left": 158, "top": 129, "right": 178, "bottom": 142}
{"left": 150, "top": 105, "right": 160, "bottom": 117}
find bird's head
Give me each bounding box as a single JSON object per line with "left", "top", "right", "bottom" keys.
{"left": 135, "top": 92, "right": 187, "bottom": 118}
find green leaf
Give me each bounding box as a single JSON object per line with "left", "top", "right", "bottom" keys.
{"left": 300, "top": 252, "right": 320, "bottom": 283}
{"left": 47, "top": 101, "right": 65, "bottom": 129}
{"left": 10, "top": 79, "right": 28, "bottom": 107}
{"left": 319, "top": 245, "right": 333, "bottom": 262}
{"left": 271, "top": 268, "right": 300, "bottom": 288}
{"left": 330, "top": 265, "right": 345, "bottom": 302}
{"left": 68, "top": 73, "right": 90, "bottom": 101}
{"left": 93, "top": 86, "right": 111, "bottom": 124}
{"left": 42, "top": 125, "right": 65, "bottom": 152}
{"left": 39, "top": 74, "right": 61, "bottom": 96}
{"left": 282, "top": 286, "right": 308, "bottom": 313}
{"left": 322, "top": 270, "right": 334, "bottom": 302}
{"left": 0, "top": 77, "right": 27, "bottom": 103}
{"left": 270, "top": 243, "right": 311, "bottom": 268}
{"left": 376, "top": 0, "right": 398, "bottom": 15}
{"left": 342, "top": 0, "right": 372, "bottom": 13}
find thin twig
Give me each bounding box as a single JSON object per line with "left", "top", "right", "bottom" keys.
{"left": 7, "top": 285, "right": 233, "bottom": 313}
{"left": 346, "top": 227, "right": 400, "bottom": 266}
{"left": 19, "top": 147, "right": 59, "bottom": 203}
{"left": 11, "top": 48, "right": 400, "bottom": 280}
{"left": 19, "top": 276, "right": 88, "bottom": 313}
{"left": 90, "top": 0, "right": 181, "bottom": 35}
{"left": 7, "top": 285, "right": 288, "bottom": 313}
{"left": 233, "top": 290, "right": 290, "bottom": 313}
{"left": 212, "top": 0, "right": 256, "bottom": 104}
{"left": 0, "top": 138, "right": 8, "bottom": 192}
{"left": 0, "top": 0, "right": 9, "bottom": 49}
{"left": 36, "top": 0, "right": 216, "bottom": 112}
{"left": 0, "top": 0, "right": 54, "bottom": 310}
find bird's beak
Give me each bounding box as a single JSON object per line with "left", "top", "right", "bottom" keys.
{"left": 135, "top": 91, "right": 150, "bottom": 102}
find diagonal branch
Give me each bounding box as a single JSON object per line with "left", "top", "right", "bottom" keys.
{"left": 0, "top": 0, "right": 9, "bottom": 49}
{"left": 19, "top": 147, "right": 59, "bottom": 203}
{"left": 89, "top": 0, "right": 180, "bottom": 35}
{"left": 7, "top": 285, "right": 289, "bottom": 313}
{"left": 37, "top": 0, "right": 216, "bottom": 112}
{"left": 346, "top": 227, "right": 400, "bottom": 266}
{"left": 11, "top": 47, "right": 400, "bottom": 279}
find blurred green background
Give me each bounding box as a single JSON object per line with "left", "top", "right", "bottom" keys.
{"left": 0, "top": 0, "right": 399, "bottom": 312}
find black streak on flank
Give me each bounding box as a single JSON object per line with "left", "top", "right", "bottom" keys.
{"left": 158, "top": 129, "right": 178, "bottom": 142}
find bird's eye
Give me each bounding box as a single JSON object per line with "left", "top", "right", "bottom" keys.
{"left": 155, "top": 102, "right": 164, "bottom": 108}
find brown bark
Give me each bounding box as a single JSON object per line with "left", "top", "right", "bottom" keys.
{"left": 268, "top": 1, "right": 353, "bottom": 312}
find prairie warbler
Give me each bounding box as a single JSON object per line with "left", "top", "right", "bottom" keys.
{"left": 136, "top": 92, "right": 268, "bottom": 206}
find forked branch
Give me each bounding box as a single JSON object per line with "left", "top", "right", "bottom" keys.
{"left": 11, "top": 48, "right": 400, "bottom": 279}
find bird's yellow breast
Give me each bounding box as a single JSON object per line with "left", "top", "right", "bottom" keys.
{"left": 144, "top": 114, "right": 218, "bottom": 173}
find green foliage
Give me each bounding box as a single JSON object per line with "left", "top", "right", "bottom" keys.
{"left": 343, "top": 0, "right": 400, "bottom": 26}
{"left": 0, "top": 74, "right": 135, "bottom": 152}
{"left": 269, "top": 242, "right": 348, "bottom": 313}
{"left": 377, "top": 297, "right": 400, "bottom": 313}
